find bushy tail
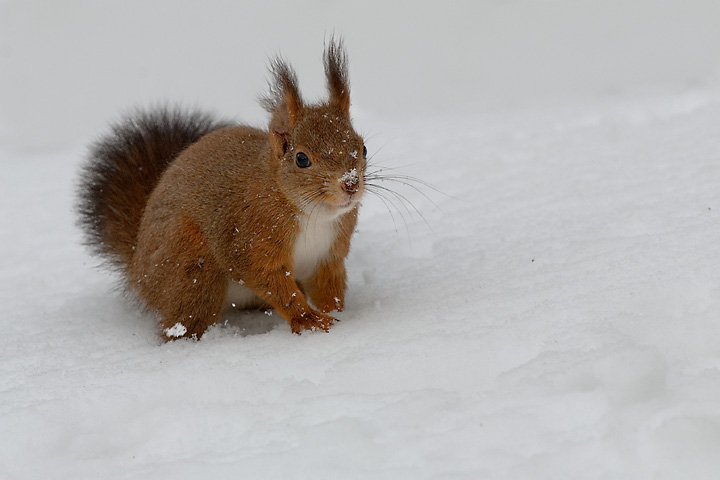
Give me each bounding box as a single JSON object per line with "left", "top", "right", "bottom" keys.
{"left": 77, "top": 106, "right": 233, "bottom": 269}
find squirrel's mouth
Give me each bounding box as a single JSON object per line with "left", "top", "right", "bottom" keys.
{"left": 301, "top": 189, "right": 363, "bottom": 218}
{"left": 333, "top": 190, "right": 363, "bottom": 210}
{"left": 320, "top": 194, "right": 361, "bottom": 216}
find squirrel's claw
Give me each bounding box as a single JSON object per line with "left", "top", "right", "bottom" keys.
{"left": 290, "top": 311, "right": 336, "bottom": 334}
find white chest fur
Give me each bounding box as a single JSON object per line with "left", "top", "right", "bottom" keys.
{"left": 225, "top": 212, "right": 340, "bottom": 310}
{"left": 292, "top": 214, "right": 339, "bottom": 281}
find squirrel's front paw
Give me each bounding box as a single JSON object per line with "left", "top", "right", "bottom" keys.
{"left": 291, "top": 309, "right": 336, "bottom": 334}
{"left": 315, "top": 294, "right": 344, "bottom": 314}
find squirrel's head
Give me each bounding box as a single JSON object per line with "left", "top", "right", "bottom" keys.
{"left": 261, "top": 39, "right": 366, "bottom": 220}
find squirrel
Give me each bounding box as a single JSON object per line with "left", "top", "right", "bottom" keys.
{"left": 77, "top": 40, "right": 367, "bottom": 340}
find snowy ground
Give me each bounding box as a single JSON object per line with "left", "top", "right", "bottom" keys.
{"left": 2, "top": 84, "right": 720, "bottom": 478}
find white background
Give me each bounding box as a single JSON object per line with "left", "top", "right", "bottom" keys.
{"left": 2, "top": 0, "right": 720, "bottom": 150}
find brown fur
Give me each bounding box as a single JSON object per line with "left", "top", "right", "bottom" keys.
{"left": 78, "top": 108, "right": 233, "bottom": 268}
{"left": 78, "top": 40, "right": 367, "bottom": 340}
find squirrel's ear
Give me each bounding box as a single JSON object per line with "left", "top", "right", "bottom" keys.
{"left": 324, "top": 38, "right": 350, "bottom": 116}
{"left": 261, "top": 57, "right": 303, "bottom": 156}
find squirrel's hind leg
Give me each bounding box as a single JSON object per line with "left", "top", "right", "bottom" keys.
{"left": 129, "top": 218, "right": 227, "bottom": 341}
{"left": 155, "top": 263, "right": 226, "bottom": 341}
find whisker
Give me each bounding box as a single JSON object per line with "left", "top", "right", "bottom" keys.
{"left": 365, "top": 175, "right": 443, "bottom": 209}
{"left": 367, "top": 183, "right": 433, "bottom": 232}
{"left": 360, "top": 130, "right": 382, "bottom": 143}
{"left": 307, "top": 191, "right": 328, "bottom": 220}
{"left": 366, "top": 170, "right": 432, "bottom": 188}
{"left": 366, "top": 169, "right": 452, "bottom": 199}
{"left": 366, "top": 140, "right": 395, "bottom": 163}
{"left": 367, "top": 160, "right": 419, "bottom": 171}
{"left": 296, "top": 191, "right": 324, "bottom": 212}
{"left": 365, "top": 187, "right": 411, "bottom": 239}
{"left": 366, "top": 184, "right": 414, "bottom": 218}
{"left": 365, "top": 189, "right": 400, "bottom": 234}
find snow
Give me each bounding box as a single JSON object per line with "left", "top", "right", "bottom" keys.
{"left": 164, "top": 323, "right": 188, "bottom": 338}
{"left": 3, "top": 1, "right": 720, "bottom": 479}
{"left": 3, "top": 86, "right": 719, "bottom": 479}
{"left": 340, "top": 168, "right": 358, "bottom": 186}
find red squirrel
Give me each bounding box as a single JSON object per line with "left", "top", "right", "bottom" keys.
{"left": 78, "top": 40, "right": 367, "bottom": 340}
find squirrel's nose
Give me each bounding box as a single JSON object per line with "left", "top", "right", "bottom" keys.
{"left": 342, "top": 179, "right": 359, "bottom": 195}
{"left": 339, "top": 169, "right": 360, "bottom": 195}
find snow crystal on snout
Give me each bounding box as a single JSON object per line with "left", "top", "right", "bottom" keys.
{"left": 350, "top": 150, "right": 358, "bottom": 159}
{"left": 339, "top": 168, "right": 358, "bottom": 186}
{"left": 164, "top": 322, "right": 187, "bottom": 338}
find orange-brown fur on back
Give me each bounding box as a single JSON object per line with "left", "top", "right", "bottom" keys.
{"left": 77, "top": 40, "right": 367, "bottom": 340}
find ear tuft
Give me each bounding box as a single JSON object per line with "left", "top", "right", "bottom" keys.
{"left": 324, "top": 37, "right": 351, "bottom": 116}
{"left": 260, "top": 56, "right": 303, "bottom": 157}
{"left": 260, "top": 56, "right": 303, "bottom": 134}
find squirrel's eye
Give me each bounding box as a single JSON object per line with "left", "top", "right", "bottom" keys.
{"left": 296, "top": 152, "right": 311, "bottom": 168}
{"left": 362, "top": 145, "right": 367, "bottom": 158}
